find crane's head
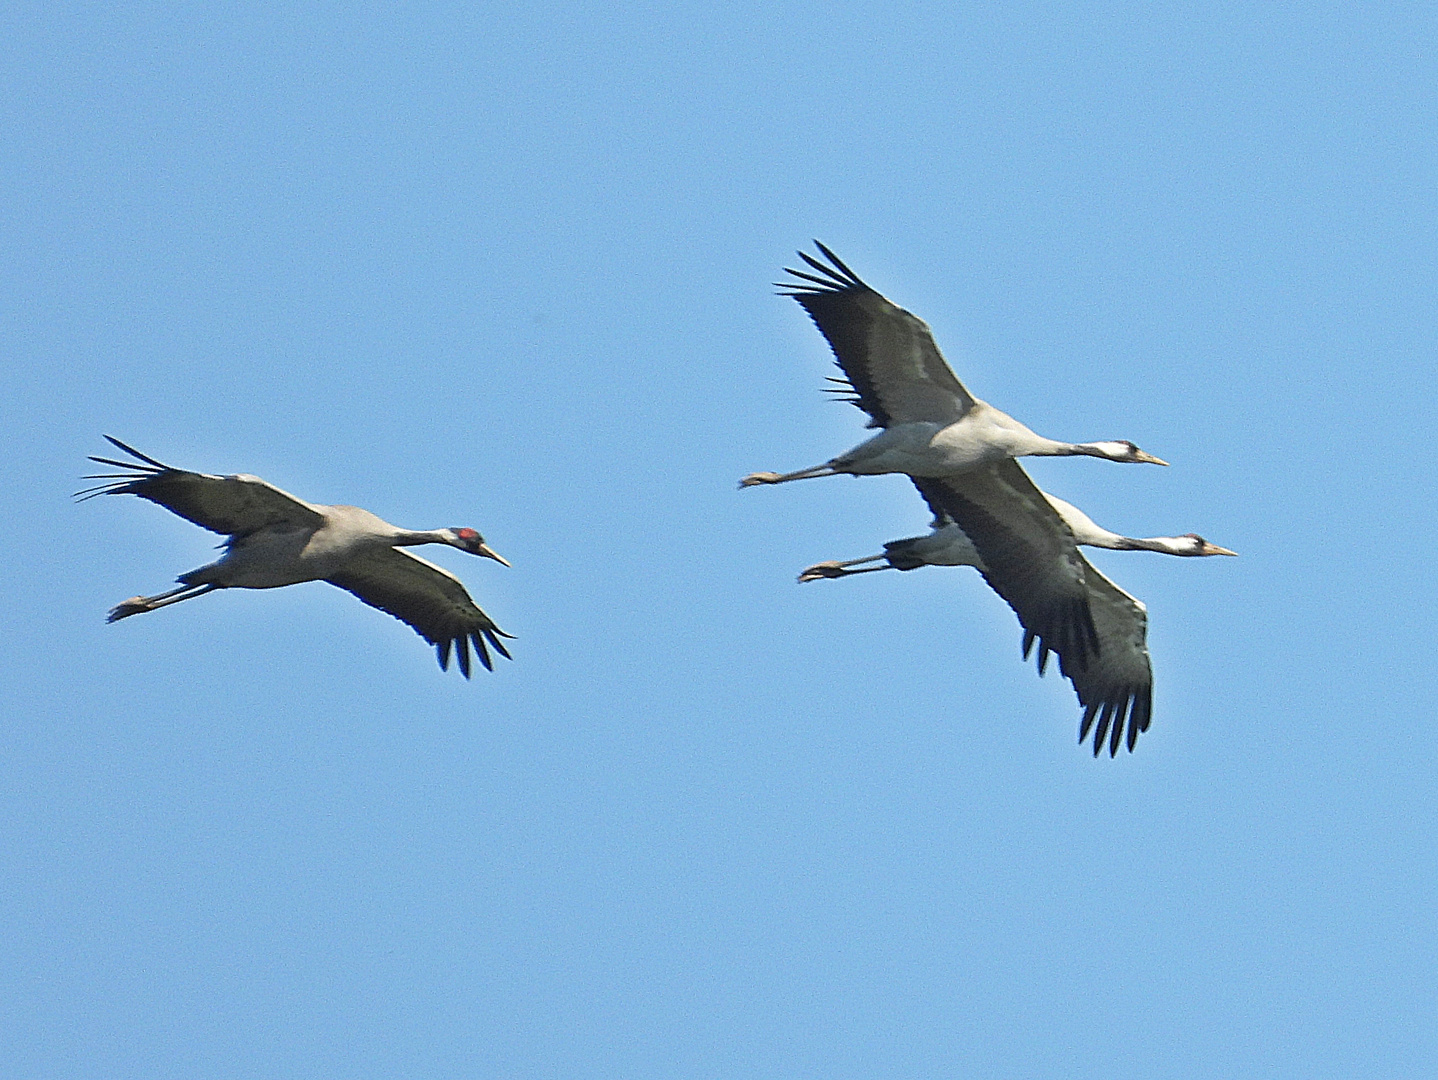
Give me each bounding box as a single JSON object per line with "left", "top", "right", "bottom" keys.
{"left": 449, "top": 527, "right": 511, "bottom": 565}
{"left": 1180, "top": 533, "right": 1238, "bottom": 557}
{"left": 1088, "top": 440, "right": 1169, "bottom": 466}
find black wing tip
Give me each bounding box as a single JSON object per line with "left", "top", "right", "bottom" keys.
{"left": 100, "top": 435, "right": 171, "bottom": 470}
{"left": 75, "top": 466, "right": 150, "bottom": 500}
{"left": 78, "top": 437, "right": 171, "bottom": 500}
{"left": 74, "top": 481, "right": 125, "bottom": 502}
{"left": 1078, "top": 688, "right": 1149, "bottom": 757}
{"left": 820, "top": 376, "right": 863, "bottom": 406}
{"left": 436, "top": 624, "right": 513, "bottom": 677}
{"left": 484, "top": 627, "right": 514, "bottom": 658}
{"left": 777, "top": 242, "right": 869, "bottom": 295}
{"left": 436, "top": 638, "right": 474, "bottom": 678}
{"left": 810, "top": 240, "right": 864, "bottom": 284}
{"left": 777, "top": 267, "right": 843, "bottom": 291}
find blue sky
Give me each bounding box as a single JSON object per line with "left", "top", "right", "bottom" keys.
{"left": 2, "top": 3, "right": 1435, "bottom": 1077}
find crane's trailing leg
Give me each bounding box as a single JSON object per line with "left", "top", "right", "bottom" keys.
{"left": 108, "top": 583, "right": 220, "bottom": 623}
{"left": 739, "top": 463, "right": 838, "bottom": 488}
{"left": 797, "top": 554, "right": 888, "bottom": 582}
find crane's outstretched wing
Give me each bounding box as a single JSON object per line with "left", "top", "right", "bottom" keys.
{"left": 908, "top": 475, "right": 1153, "bottom": 755}
{"left": 1060, "top": 559, "right": 1152, "bottom": 756}
{"left": 826, "top": 471, "right": 1153, "bottom": 756}
{"left": 327, "top": 547, "right": 513, "bottom": 677}
{"left": 78, "top": 436, "right": 325, "bottom": 537}
{"left": 915, "top": 460, "right": 1100, "bottom": 675}
{"left": 908, "top": 476, "right": 955, "bottom": 530}
{"left": 778, "top": 242, "right": 977, "bottom": 429}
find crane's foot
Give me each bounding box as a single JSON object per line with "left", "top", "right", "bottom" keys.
{"left": 797, "top": 561, "right": 848, "bottom": 582}
{"left": 739, "top": 472, "right": 783, "bottom": 488}
{"left": 107, "top": 597, "right": 153, "bottom": 622}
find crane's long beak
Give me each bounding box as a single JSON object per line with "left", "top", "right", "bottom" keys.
{"left": 1207, "top": 544, "right": 1239, "bottom": 556}
{"left": 477, "top": 543, "right": 511, "bottom": 567}
{"left": 1135, "top": 450, "right": 1169, "bottom": 466}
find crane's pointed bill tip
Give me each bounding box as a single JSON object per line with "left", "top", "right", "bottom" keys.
{"left": 1137, "top": 451, "right": 1169, "bottom": 466}
{"left": 1212, "top": 545, "right": 1239, "bottom": 556}
{"left": 476, "top": 543, "right": 511, "bottom": 567}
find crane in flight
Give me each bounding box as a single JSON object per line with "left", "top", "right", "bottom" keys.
{"left": 798, "top": 476, "right": 1236, "bottom": 755}
{"left": 740, "top": 242, "right": 1166, "bottom": 490}
{"left": 800, "top": 486, "right": 1236, "bottom": 582}
{"left": 79, "top": 437, "right": 514, "bottom": 677}
{"left": 743, "top": 244, "right": 1167, "bottom": 678}
{"left": 741, "top": 245, "right": 1230, "bottom": 753}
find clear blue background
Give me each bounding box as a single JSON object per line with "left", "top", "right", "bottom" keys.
{"left": 3, "top": 4, "right": 1435, "bottom": 1077}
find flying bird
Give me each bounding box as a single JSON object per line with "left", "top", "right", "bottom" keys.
{"left": 740, "top": 242, "right": 1167, "bottom": 490}
{"left": 800, "top": 477, "right": 1236, "bottom": 755}
{"left": 79, "top": 437, "right": 514, "bottom": 677}
{"left": 743, "top": 244, "right": 1170, "bottom": 676}
{"left": 739, "top": 246, "right": 1227, "bottom": 753}
{"left": 800, "top": 489, "right": 1236, "bottom": 581}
